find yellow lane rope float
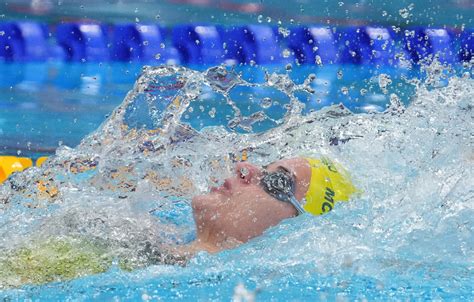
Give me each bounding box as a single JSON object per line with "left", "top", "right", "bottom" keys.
{"left": 0, "top": 156, "right": 48, "bottom": 184}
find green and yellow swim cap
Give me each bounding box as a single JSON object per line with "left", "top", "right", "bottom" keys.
{"left": 303, "top": 157, "right": 357, "bottom": 216}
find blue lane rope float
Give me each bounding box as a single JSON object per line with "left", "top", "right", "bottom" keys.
{"left": 0, "top": 22, "right": 472, "bottom": 64}
{"left": 173, "top": 25, "right": 223, "bottom": 64}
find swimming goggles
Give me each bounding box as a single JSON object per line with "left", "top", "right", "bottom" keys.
{"left": 260, "top": 168, "right": 306, "bottom": 215}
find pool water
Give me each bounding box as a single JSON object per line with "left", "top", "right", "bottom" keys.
{"left": 0, "top": 62, "right": 419, "bottom": 158}
{"left": 0, "top": 61, "right": 472, "bottom": 300}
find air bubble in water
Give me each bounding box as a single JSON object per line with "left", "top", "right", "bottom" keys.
{"left": 341, "top": 87, "right": 349, "bottom": 95}
{"left": 285, "top": 64, "right": 292, "bottom": 71}
{"left": 155, "top": 53, "right": 161, "bottom": 60}
{"left": 160, "top": 43, "right": 165, "bottom": 49}
{"left": 337, "top": 70, "right": 343, "bottom": 80}
{"left": 261, "top": 97, "right": 273, "bottom": 109}
{"left": 360, "top": 88, "right": 368, "bottom": 96}
{"left": 338, "top": 2, "right": 344, "bottom": 6}
{"left": 282, "top": 49, "right": 291, "bottom": 58}
{"left": 257, "top": 15, "right": 263, "bottom": 23}
{"left": 266, "top": 17, "right": 272, "bottom": 23}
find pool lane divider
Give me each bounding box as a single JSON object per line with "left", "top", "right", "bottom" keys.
{"left": 0, "top": 156, "right": 48, "bottom": 184}
{"left": 0, "top": 22, "right": 472, "bottom": 65}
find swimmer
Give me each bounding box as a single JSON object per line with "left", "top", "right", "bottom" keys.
{"left": 0, "top": 156, "right": 356, "bottom": 287}
{"left": 182, "top": 156, "right": 357, "bottom": 255}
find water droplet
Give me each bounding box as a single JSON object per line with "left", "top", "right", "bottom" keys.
{"left": 378, "top": 74, "right": 392, "bottom": 94}
{"left": 278, "top": 27, "right": 290, "bottom": 38}
{"left": 195, "top": 40, "right": 200, "bottom": 45}
{"left": 261, "top": 97, "right": 273, "bottom": 109}
{"left": 227, "top": 118, "right": 240, "bottom": 129}
{"left": 382, "top": 11, "right": 387, "bottom": 17}
{"left": 240, "top": 167, "right": 249, "bottom": 176}
{"left": 315, "top": 55, "right": 322, "bottom": 65}
{"left": 135, "top": 17, "right": 140, "bottom": 23}
{"left": 399, "top": 8, "right": 410, "bottom": 19}
{"left": 208, "top": 107, "right": 216, "bottom": 118}
{"left": 155, "top": 14, "right": 161, "bottom": 20}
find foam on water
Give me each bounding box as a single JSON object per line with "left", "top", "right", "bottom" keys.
{"left": 0, "top": 63, "right": 473, "bottom": 299}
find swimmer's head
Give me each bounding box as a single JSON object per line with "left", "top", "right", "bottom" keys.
{"left": 191, "top": 158, "right": 310, "bottom": 250}
{"left": 191, "top": 157, "right": 356, "bottom": 252}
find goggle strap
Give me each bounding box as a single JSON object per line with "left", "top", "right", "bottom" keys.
{"left": 288, "top": 195, "right": 306, "bottom": 215}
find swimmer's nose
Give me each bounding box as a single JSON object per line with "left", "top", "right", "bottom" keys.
{"left": 234, "top": 162, "right": 263, "bottom": 184}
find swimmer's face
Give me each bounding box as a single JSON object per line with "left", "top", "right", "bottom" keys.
{"left": 192, "top": 157, "right": 311, "bottom": 248}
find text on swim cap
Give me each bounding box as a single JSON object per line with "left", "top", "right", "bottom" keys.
{"left": 321, "top": 187, "right": 335, "bottom": 213}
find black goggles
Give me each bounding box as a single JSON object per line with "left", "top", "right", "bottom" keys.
{"left": 259, "top": 168, "right": 306, "bottom": 215}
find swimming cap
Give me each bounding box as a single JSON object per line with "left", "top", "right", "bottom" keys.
{"left": 303, "top": 157, "right": 357, "bottom": 216}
